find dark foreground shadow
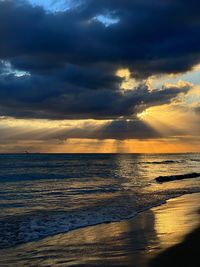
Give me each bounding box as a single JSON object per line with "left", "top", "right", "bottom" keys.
{"left": 149, "top": 226, "right": 200, "bottom": 267}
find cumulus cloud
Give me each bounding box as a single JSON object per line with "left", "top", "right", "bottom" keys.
{"left": 0, "top": 71, "right": 190, "bottom": 119}
{"left": 1, "top": 0, "right": 200, "bottom": 75}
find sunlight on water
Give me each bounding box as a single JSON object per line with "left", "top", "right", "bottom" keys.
{"left": 0, "top": 153, "right": 199, "bottom": 250}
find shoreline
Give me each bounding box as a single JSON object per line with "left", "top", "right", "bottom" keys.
{"left": 1, "top": 192, "right": 200, "bottom": 266}
{"left": 1, "top": 190, "right": 200, "bottom": 250}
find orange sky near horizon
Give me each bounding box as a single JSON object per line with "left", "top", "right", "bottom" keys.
{"left": 1, "top": 137, "right": 199, "bottom": 154}
{"left": 55, "top": 139, "right": 200, "bottom": 154}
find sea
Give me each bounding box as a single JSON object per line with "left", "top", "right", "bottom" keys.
{"left": 0, "top": 153, "right": 200, "bottom": 250}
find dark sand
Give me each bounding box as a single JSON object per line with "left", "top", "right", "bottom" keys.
{"left": 0, "top": 193, "right": 200, "bottom": 267}
{"left": 149, "top": 226, "right": 200, "bottom": 267}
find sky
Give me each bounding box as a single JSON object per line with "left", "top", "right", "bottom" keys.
{"left": 0, "top": 0, "right": 200, "bottom": 153}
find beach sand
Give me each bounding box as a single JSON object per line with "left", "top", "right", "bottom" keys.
{"left": 1, "top": 193, "right": 200, "bottom": 267}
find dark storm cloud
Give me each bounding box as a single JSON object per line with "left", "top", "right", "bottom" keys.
{"left": 89, "top": 120, "right": 161, "bottom": 140}
{"left": 1, "top": 0, "right": 200, "bottom": 74}
{"left": 0, "top": 71, "right": 190, "bottom": 119}
{"left": 0, "top": 0, "right": 199, "bottom": 120}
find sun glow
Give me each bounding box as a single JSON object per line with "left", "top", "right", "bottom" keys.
{"left": 116, "top": 68, "right": 139, "bottom": 90}
{"left": 137, "top": 109, "right": 153, "bottom": 120}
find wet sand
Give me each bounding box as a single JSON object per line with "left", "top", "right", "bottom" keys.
{"left": 1, "top": 193, "right": 200, "bottom": 267}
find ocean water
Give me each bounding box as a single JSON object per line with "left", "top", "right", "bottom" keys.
{"left": 0, "top": 153, "right": 200, "bottom": 249}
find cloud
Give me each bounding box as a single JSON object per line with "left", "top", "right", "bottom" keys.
{"left": 0, "top": 0, "right": 199, "bottom": 129}
{"left": 0, "top": 116, "right": 160, "bottom": 144}
{"left": 0, "top": 71, "right": 190, "bottom": 119}
{"left": 1, "top": 0, "right": 200, "bottom": 75}
{"left": 1, "top": 107, "right": 199, "bottom": 142}
{"left": 43, "top": 119, "right": 161, "bottom": 140}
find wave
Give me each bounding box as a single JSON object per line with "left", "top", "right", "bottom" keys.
{"left": 143, "top": 160, "right": 182, "bottom": 164}
{"left": 0, "top": 173, "right": 71, "bottom": 183}
{"left": 155, "top": 172, "right": 200, "bottom": 183}
{"left": 190, "top": 159, "right": 200, "bottom": 162}
{"left": 0, "top": 171, "right": 116, "bottom": 183}
{"left": 0, "top": 202, "right": 163, "bottom": 249}
{"left": 1, "top": 189, "right": 200, "bottom": 249}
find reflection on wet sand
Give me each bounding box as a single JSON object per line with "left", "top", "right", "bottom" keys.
{"left": 152, "top": 193, "right": 200, "bottom": 249}
{"left": 1, "top": 193, "right": 200, "bottom": 267}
